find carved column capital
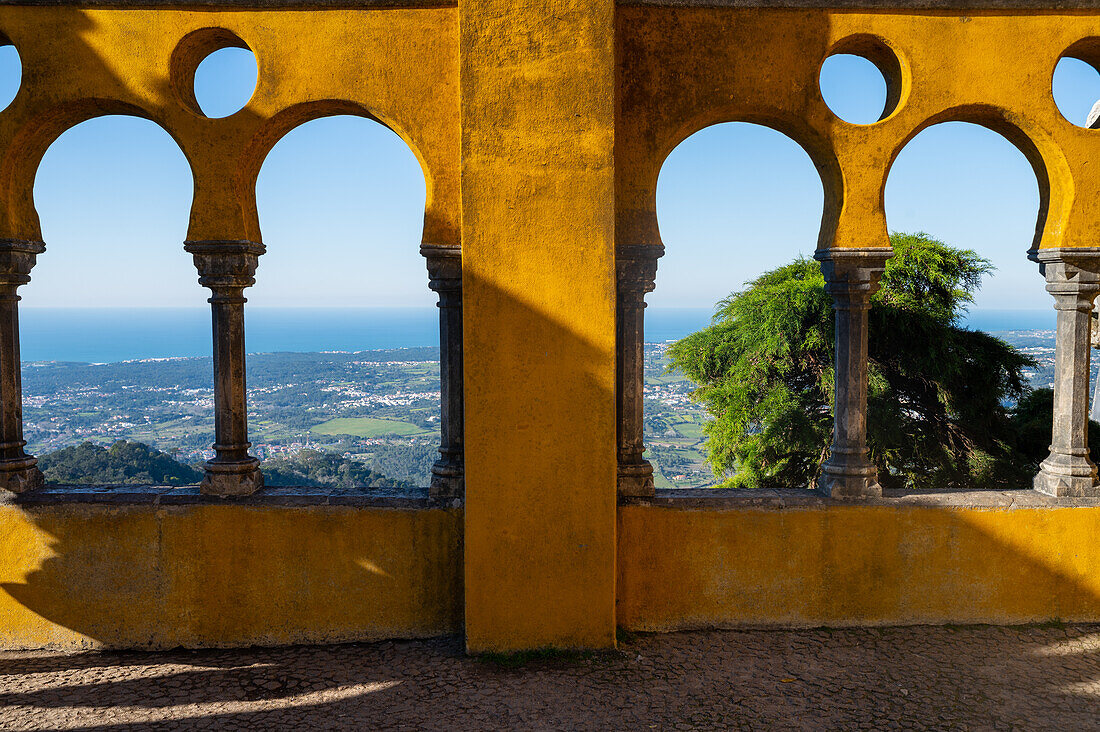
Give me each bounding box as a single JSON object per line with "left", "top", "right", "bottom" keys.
{"left": 421, "top": 243, "right": 462, "bottom": 295}
{"left": 0, "top": 239, "right": 46, "bottom": 292}
{"left": 616, "top": 244, "right": 663, "bottom": 299}
{"left": 814, "top": 247, "right": 891, "bottom": 303}
{"left": 1031, "top": 248, "right": 1100, "bottom": 305}
{"left": 184, "top": 240, "right": 265, "bottom": 297}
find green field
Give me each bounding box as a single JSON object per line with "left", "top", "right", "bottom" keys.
{"left": 310, "top": 417, "right": 427, "bottom": 438}
{"left": 672, "top": 421, "right": 706, "bottom": 440}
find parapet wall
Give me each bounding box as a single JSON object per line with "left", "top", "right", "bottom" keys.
{"left": 0, "top": 489, "right": 463, "bottom": 650}
{"left": 619, "top": 491, "right": 1100, "bottom": 630}
{"left": 3, "top": 488, "right": 1100, "bottom": 650}
{"left": 2, "top": 1, "right": 1100, "bottom": 652}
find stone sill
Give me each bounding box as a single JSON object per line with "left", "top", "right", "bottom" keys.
{"left": 2, "top": 0, "right": 1095, "bottom": 8}
{"left": 0, "top": 0, "right": 458, "bottom": 6}
{"left": 621, "top": 0, "right": 1100, "bottom": 8}
{"left": 0, "top": 484, "right": 442, "bottom": 509}
{"left": 624, "top": 487, "right": 1100, "bottom": 509}
{"left": 7, "top": 485, "right": 1098, "bottom": 511}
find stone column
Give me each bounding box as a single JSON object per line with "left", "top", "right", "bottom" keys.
{"left": 1031, "top": 248, "right": 1100, "bottom": 497}
{"left": 185, "top": 240, "right": 265, "bottom": 496}
{"left": 1089, "top": 308, "right": 1100, "bottom": 423}
{"left": 616, "top": 244, "right": 662, "bottom": 497}
{"left": 0, "top": 240, "right": 45, "bottom": 493}
{"left": 422, "top": 244, "right": 464, "bottom": 501}
{"left": 814, "top": 248, "right": 891, "bottom": 499}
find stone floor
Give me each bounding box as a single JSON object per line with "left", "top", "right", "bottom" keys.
{"left": 1, "top": 625, "right": 1099, "bottom": 730}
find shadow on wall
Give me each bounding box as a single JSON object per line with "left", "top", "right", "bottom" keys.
{"left": 0, "top": 8, "right": 464, "bottom": 651}
{"left": 3, "top": 11, "right": 203, "bottom": 241}
{"left": 0, "top": 256, "right": 618, "bottom": 651}
{"left": 617, "top": 501, "right": 1100, "bottom": 631}
{"left": 460, "top": 260, "right": 618, "bottom": 649}
{"left": 0, "top": 267, "right": 611, "bottom": 651}
{"left": 0, "top": 500, "right": 463, "bottom": 649}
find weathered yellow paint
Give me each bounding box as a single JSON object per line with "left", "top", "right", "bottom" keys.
{"left": 618, "top": 503, "right": 1100, "bottom": 629}
{"left": 460, "top": 0, "right": 618, "bottom": 652}
{"left": 0, "top": 6, "right": 459, "bottom": 245}
{"left": 0, "top": 503, "right": 462, "bottom": 649}
{"left": 4, "top": 4, "right": 1100, "bottom": 652}
{"left": 617, "top": 9, "right": 1100, "bottom": 254}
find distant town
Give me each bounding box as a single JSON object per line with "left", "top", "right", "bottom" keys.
{"left": 21, "top": 331, "right": 1062, "bottom": 489}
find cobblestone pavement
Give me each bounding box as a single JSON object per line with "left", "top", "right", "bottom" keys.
{"left": 1, "top": 625, "right": 1099, "bottom": 730}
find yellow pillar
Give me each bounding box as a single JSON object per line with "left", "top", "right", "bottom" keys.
{"left": 460, "top": 0, "right": 618, "bottom": 651}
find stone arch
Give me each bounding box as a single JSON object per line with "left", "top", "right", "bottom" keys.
{"left": 617, "top": 117, "right": 831, "bottom": 495}
{"left": 19, "top": 110, "right": 201, "bottom": 482}
{"left": 884, "top": 105, "right": 1067, "bottom": 253}
{"left": 0, "top": 100, "right": 194, "bottom": 241}
{"left": 244, "top": 107, "right": 461, "bottom": 497}
{"left": 646, "top": 110, "right": 843, "bottom": 254}
{"left": 239, "top": 100, "right": 436, "bottom": 247}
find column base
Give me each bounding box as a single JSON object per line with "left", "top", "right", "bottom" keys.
{"left": 618, "top": 460, "right": 655, "bottom": 498}
{"left": 0, "top": 456, "right": 43, "bottom": 493}
{"left": 1034, "top": 452, "right": 1100, "bottom": 497}
{"left": 816, "top": 459, "right": 881, "bottom": 499}
{"left": 201, "top": 457, "right": 264, "bottom": 496}
{"left": 429, "top": 460, "right": 464, "bottom": 502}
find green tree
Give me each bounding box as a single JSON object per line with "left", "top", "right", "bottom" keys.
{"left": 1009, "top": 388, "right": 1100, "bottom": 467}
{"left": 262, "top": 449, "right": 417, "bottom": 490}
{"left": 667, "top": 232, "right": 1037, "bottom": 491}
{"left": 39, "top": 440, "right": 203, "bottom": 486}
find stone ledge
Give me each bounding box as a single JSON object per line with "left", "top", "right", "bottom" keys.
{"left": 10, "top": 485, "right": 1093, "bottom": 510}
{"left": 0, "top": 0, "right": 457, "bottom": 6}
{"left": 0, "top": 484, "right": 436, "bottom": 509}
{"left": 623, "top": 487, "right": 1100, "bottom": 509}
{"left": 2, "top": 0, "right": 1095, "bottom": 6}
{"left": 622, "top": 0, "right": 1100, "bottom": 7}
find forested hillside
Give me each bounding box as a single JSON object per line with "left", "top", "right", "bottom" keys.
{"left": 262, "top": 449, "right": 417, "bottom": 490}
{"left": 39, "top": 440, "right": 203, "bottom": 486}
{"left": 38, "top": 440, "right": 419, "bottom": 491}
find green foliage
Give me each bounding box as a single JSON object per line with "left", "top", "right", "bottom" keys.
{"left": 1010, "top": 388, "right": 1100, "bottom": 465}
{"left": 668, "top": 232, "right": 1039, "bottom": 491}
{"left": 262, "top": 449, "right": 417, "bottom": 490}
{"left": 39, "top": 440, "right": 203, "bottom": 486}
{"left": 37, "top": 440, "right": 423, "bottom": 491}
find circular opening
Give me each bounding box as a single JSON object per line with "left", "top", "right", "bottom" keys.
{"left": 1053, "top": 56, "right": 1100, "bottom": 129}
{"left": 0, "top": 41, "right": 21, "bottom": 113}
{"left": 193, "top": 46, "right": 257, "bottom": 118}
{"left": 820, "top": 53, "right": 889, "bottom": 125}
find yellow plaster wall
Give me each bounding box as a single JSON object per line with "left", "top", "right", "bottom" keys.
{"left": 617, "top": 8, "right": 1100, "bottom": 254}
{"left": 0, "top": 502, "right": 463, "bottom": 650}
{"left": 0, "top": 6, "right": 460, "bottom": 245}
{"left": 6, "top": 4, "right": 1100, "bottom": 652}
{"left": 618, "top": 503, "right": 1100, "bottom": 630}
{"left": 460, "top": 0, "right": 619, "bottom": 653}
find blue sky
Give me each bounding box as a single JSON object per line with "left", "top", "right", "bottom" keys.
{"left": 16, "top": 48, "right": 1100, "bottom": 312}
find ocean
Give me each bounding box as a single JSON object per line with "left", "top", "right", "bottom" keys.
{"left": 18, "top": 307, "right": 1057, "bottom": 364}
